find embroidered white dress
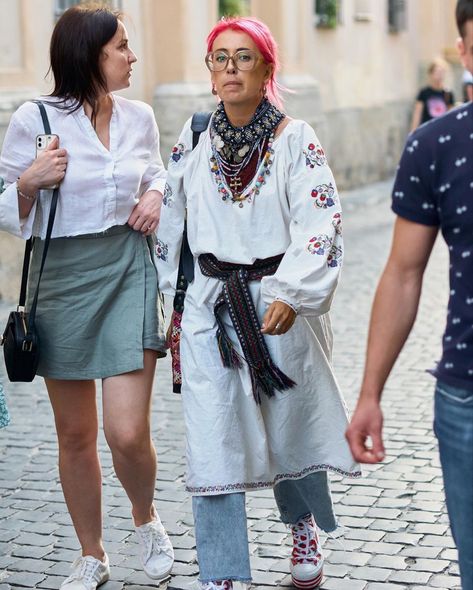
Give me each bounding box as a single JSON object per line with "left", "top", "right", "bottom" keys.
{"left": 157, "top": 117, "right": 361, "bottom": 495}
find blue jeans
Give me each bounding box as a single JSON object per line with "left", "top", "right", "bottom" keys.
{"left": 434, "top": 380, "right": 473, "bottom": 590}
{"left": 192, "top": 471, "right": 336, "bottom": 583}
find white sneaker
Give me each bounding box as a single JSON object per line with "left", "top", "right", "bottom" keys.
{"left": 200, "top": 582, "right": 233, "bottom": 590}
{"left": 60, "top": 554, "right": 110, "bottom": 590}
{"left": 135, "top": 516, "right": 174, "bottom": 580}
{"left": 290, "top": 514, "right": 324, "bottom": 589}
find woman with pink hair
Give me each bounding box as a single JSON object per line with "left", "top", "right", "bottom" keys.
{"left": 157, "top": 16, "right": 360, "bottom": 589}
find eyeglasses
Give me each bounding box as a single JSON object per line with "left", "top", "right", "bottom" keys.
{"left": 205, "top": 49, "right": 262, "bottom": 72}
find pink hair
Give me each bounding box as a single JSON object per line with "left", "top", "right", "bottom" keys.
{"left": 206, "top": 17, "right": 286, "bottom": 110}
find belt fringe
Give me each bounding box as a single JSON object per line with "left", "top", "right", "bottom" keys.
{"left": 198, "top": 253, "right": 296, "bottom": 404}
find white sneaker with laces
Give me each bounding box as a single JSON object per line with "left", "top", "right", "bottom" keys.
{"left": 135, "top": 516, "right": 174, "bottom": 580}
{"left": 290, "top": 514, "right": 324, "bottom": 589}
{"left": 60, "top": 554, "right": 110, "bottom": 590}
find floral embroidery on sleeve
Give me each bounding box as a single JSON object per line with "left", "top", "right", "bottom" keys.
{"left": 332, "top": 212, "right": 342, "bottom": 234}
{"left": 155, "top": 239, "right": 169, "bottom": 261}
{"left": 307, "top": 234, "right": 332, "bottom": 256}
{"left": 307, "top": 234, "right": 343, "bottom": 267}
{"left": 169, "top": 143, "right": 185, "bottom": 164}
{"left": 163, "top": 183, "right": 173, "bottom": 207}
{"left": 303, "top": 143, "right": 327, "bottom": 168}
{"left": 327, "top": 244, "right": 343, "bottom": 267}
{"left": 311, "top": 183, "right": 337, "bottom": 208}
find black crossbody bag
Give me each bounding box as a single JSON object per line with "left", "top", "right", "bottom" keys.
{"left": 1, "top": 101, "right": 59, "bottom": 382}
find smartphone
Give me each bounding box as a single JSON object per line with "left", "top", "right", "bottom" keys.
{"left": 36, "top": 134, "right": 60, "bottom": 189}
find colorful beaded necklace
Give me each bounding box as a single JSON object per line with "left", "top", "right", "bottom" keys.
{"left": 210, "top": 98, "right": 285, "bottom": 207}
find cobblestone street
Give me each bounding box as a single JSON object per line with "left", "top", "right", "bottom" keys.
{"left": 0, "top": 180, "right": 458, "bottom": 590}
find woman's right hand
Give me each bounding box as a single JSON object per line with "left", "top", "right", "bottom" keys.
{"left": 19, "top": 136, "right": 68, "bottom": 196}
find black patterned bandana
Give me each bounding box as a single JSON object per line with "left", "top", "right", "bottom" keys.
{"left": 211, "top": 98, "right": 285, "bottom": 165}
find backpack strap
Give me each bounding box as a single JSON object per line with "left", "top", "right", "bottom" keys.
{"left": 173, "top": 111, "right": 212, "bottom": 313}
{"left": 191, "top": 111, "right": 212, "bottom": 149}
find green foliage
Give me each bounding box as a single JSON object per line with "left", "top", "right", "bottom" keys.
{"left": 315, "top": 0, "right": 338, "bottom": 29}
{"left": 219, "top": 0, "right": 248, "bottom": 18}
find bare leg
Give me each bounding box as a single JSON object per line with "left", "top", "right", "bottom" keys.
{"left": 45, "top": 378, "right": 105, "bottom": 560}
{"left": 102, "top": 349, "right": 158, "bottom": 526}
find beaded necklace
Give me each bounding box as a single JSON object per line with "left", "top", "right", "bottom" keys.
{"left": 210, "top": 98, "right": 285, "bottom": 207}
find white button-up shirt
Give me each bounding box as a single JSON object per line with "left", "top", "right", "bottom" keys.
{"left": 0, "top": 95, "right": 166, "bottom": 239}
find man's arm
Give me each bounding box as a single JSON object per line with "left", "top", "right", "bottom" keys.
{"left": 410, "top": 101, "right": 424, "bottom": 132}
{"left": 346, "top": 216, "right": 438, "bottom": 463}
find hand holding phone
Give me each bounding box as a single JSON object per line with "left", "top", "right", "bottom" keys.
{"left": 36, "top": 134, "right": 61, "bottom": 189}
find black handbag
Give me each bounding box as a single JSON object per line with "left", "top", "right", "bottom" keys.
{"left": 1, "top": 101, "right": 59, "bottom": 382}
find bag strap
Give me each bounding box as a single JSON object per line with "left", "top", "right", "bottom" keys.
{"left": 18, "top": 239, "right": 32, "bottom": 307}
{"left": 173, "top": 111, "right": 212, "bottom": 313}
{"left": 34, "top": 100, "right": 52, "bottom": 134}
{"left": 18, "top": 101, "right": 59, "bottom": 340}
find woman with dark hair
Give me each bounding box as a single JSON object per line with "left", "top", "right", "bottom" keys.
{"left": 0, "top": 5, "right": 173, "bottom": 589}
{"left": 156, "top": 16, "right": 360, "bottom": 590}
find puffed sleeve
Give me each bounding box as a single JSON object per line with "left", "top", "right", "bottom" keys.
{"left": 156, "top": 118, "right": 193, "bottom": 295}
{"left": 0, "top": 107, "right": 38, "bottom": 238}
{"left": 260, "top": 121, "right": 343, "bottom": 316}
{"left": 140, "top": 104, "right": 167, "bottom": 196}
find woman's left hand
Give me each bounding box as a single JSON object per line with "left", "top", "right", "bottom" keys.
{"left": 261, "top": 301, "right": 296, "bottom": 335}
{"left": 127, "top": 189, "right": 163, "bottom": 236}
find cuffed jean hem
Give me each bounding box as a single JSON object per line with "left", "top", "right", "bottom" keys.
{"left": 193, "top": 471, "right": 336, "bottom": 582}
{"left": 193, "top": 493, "right": 252, "bottom": 582}
{"left": 274, "top": 471, "right": 337, "bottom": 532}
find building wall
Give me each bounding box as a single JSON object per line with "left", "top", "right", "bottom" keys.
{"left": 0, "top": 0, "right": 463, "bottom": 300}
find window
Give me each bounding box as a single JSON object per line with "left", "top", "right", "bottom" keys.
{"left": 314, "top": 0, "right": 342, "bottom": 29}
{"left": 218, "top": 0, "right": 250, "bottom": 18}
{"left": 55, "top": 0, "right": 122, "bottom": 19}
{"left": 388, "top": 0, "right": 407, "bottom": 33}
{"left": 354, "top": 0, "right": 373, "bottom": 22}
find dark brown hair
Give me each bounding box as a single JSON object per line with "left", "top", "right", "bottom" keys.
{"left": 456, "top": 0, "right": 473, "bottom": 38}
{"left": 48, "top": 4, "right": 121, "bottom": 121}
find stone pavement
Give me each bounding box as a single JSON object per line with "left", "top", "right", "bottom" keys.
{"left": 0, "top": 179, "right": 459, "bottom": 589}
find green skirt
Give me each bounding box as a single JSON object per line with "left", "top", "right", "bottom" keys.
{"left": 26, "top": 225, "right": 166, "bottom": 380}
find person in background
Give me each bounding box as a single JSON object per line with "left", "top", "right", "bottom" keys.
{"left": 462, "top": 67, "right": 473, "bottom": 101}
{"left": 411, "top": 57, "right": 455, "bottom": 131}
{"left": 0, "top": 6, "right": 173, "bottom": 589}
{"left": 346, "top": 1, "right": 473, "bottom": 587}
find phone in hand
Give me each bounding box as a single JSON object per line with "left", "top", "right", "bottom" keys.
{"left": 36, "top": 134, "right": 60, "bottom": 189}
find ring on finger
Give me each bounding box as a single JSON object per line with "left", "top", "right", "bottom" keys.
{"left": 275, "top": 322, "right": 282, "bottom": 332}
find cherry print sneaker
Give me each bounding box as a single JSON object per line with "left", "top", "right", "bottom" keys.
{"left": 290, "top": 513, "right": 324, "bottom": 589}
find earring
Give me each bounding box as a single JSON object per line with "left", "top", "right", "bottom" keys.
{"left": 262, "top": 85, "right": 267, "bottom": 98}
{"left": 212, "top": 84, "right": 218, "bottom": 96}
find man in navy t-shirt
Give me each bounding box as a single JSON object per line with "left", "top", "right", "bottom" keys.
{"left": 346, "top": 1, "right": 473, "bottom": 587}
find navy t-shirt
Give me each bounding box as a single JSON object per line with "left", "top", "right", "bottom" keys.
{"left": 392, "top": 102, "right": 473, "bottom": 391}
